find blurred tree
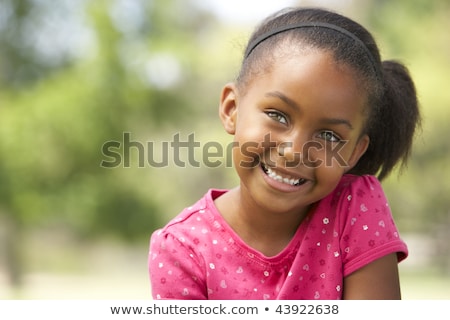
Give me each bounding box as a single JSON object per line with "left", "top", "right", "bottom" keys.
{"left": 295, "top": 0, "right": 450, "bottom": 273}
{"left": 366, "top": 0, "right": 450, "bottom": 274}
{"left": 0, "top": 0, "right": 84, "bottom": 88}
{"left": 0, "top": 0, "right": 219, "bottom": 289}
{"left": 2, "top": 0, "right": 448, "bottom": 294}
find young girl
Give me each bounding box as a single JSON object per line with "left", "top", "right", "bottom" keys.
{"left": 148, "top": 7, "right": 420, "bottom": 300}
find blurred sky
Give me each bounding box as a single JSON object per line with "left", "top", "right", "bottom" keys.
{"left": 31, "top": 0, "right": 351, "bottom": 64}
{"left": 196, "top": 0, "right": 357, "bottom": 24}
{"left": 195, "top": 0, "right": 297, "bottom": 24}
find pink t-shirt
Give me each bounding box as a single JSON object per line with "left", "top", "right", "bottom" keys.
{"left": 148, "top": 174, "right": 407, "bottom": 300}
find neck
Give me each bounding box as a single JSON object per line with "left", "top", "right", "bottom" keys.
{"left": 214, "top": 186, "right": 310, "bottom": 257}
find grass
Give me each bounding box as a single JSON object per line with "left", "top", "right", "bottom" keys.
{"left": 1, "top": 237, "right": 449, "bottom": 300}
{"left": 1, "top": 267, "right": 449, "bottom": 300}
{"left": 400, "top": 270, "right": 450, "bottom": 300}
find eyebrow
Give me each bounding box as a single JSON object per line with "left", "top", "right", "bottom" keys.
{"left": 265, "top": 91, "right": 300, "bottom": 111}
{"left": 318, "top": 117, "right": 354, "bottom": 130}
{"left": 265, "top": 91, "right": 354, "bottom": 130}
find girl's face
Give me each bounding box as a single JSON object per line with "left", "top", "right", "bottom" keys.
{"left": 219, "top": 49, "right": 369, "bottom": 215}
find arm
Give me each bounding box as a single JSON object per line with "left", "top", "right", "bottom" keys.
{"left": 149, "top": 231, "right": 207, "bottom": 300}
{"left": 338, "top": 176, "right": 407, "bottom": 299}
{"left": 343, "top": 253, "right": 401, "bottom": 299}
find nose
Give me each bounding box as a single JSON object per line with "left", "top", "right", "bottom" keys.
{"left": 278, "top": 135, "right": 320, "bottom": 168}
{"left": 278, "top": 141, "right": 303, "bottom": 167}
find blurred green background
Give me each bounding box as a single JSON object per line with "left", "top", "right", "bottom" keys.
{"left": 0, "top": 0, "right": 449, "bottom": 299}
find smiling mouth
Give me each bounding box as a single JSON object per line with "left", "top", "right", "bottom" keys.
{"left": 261, "top": 163, "right": 307, "bottom": 187}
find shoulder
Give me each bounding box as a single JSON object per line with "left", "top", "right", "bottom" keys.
{"left": 336, "top": 174, "right": 382, "bottom": 194}
{"left": 316, "top": 174, "right": 396, "bottom": 240}
{"left": 311, "top": 173, "right": 389, "bottom": 222}
{"left": 330, "top": 174, "right": 392, "bottom": 220}
{"left": 324, "top": 175, "right": 408, "bottom": 269}
{"left": 150, "top": 189, "right": 228, "bottom": 246}
{"left": 325, "top": 174, "right": 386, "bottom": 209}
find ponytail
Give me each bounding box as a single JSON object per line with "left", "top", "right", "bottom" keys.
{"left": 349, "top": 60, "right": 421, "bottom": 181}
{"left": 235, "top": 7, "right": 421, "bottom": 181}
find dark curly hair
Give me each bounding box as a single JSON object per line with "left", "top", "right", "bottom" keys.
{"left": 236, "top": 7, "right": 421, "bottom": 181}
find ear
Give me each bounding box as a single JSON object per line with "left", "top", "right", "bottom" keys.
{"left": 219, "top": 83, "right": 238, "bottom": 135}
{"left": 346, "top": 134, "right": 370, "bottom": 171}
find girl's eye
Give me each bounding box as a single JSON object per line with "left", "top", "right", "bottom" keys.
{"left": 318, "top": 130, "right": 341, "bottom": 142}
{"left": 266, "top": 111, "right": 288, "bottom": 125}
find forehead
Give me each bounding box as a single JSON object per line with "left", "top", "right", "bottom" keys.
{"left": 242, "top": 48, "right": 369, "bottom": 129}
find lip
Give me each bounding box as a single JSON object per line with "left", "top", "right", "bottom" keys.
{"left": 260, "top": 162, "right": 311, "bottom": 193}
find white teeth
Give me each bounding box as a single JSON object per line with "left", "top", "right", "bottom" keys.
{"left": 264, "top": 164, "right": 302, "bottom": 186}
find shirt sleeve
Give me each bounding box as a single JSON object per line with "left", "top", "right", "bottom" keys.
{"left": 148, "top": 228, "right": 207, "bottom": 299}
{"left": 337, "top": 175, "right": 408, "bottom": 277}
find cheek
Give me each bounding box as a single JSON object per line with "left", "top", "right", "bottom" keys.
{"left": 302, "top": 143, "right": 346, "bottom": 167}
{"left": 326, "top": 142, "right": 354, "bottom": 169}
{"left": 232, "top": 129, "right": 265, "bottom": 169}
{"left": 233, "top": 139, "right": 261, "bottom": 168}
{"left": 313, "top": 150, "right": 347, "bottom": 186}
{"left": 233, "top": 117, "right": 271, "bottom": 152}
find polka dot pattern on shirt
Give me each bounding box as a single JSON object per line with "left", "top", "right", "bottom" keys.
{"left": 148, "top": 174, "right": 408, "bottom": 300}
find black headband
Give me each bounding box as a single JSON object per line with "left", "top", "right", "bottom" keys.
{"left": 244, "top": 22, "right": 381, "bottom": 80}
